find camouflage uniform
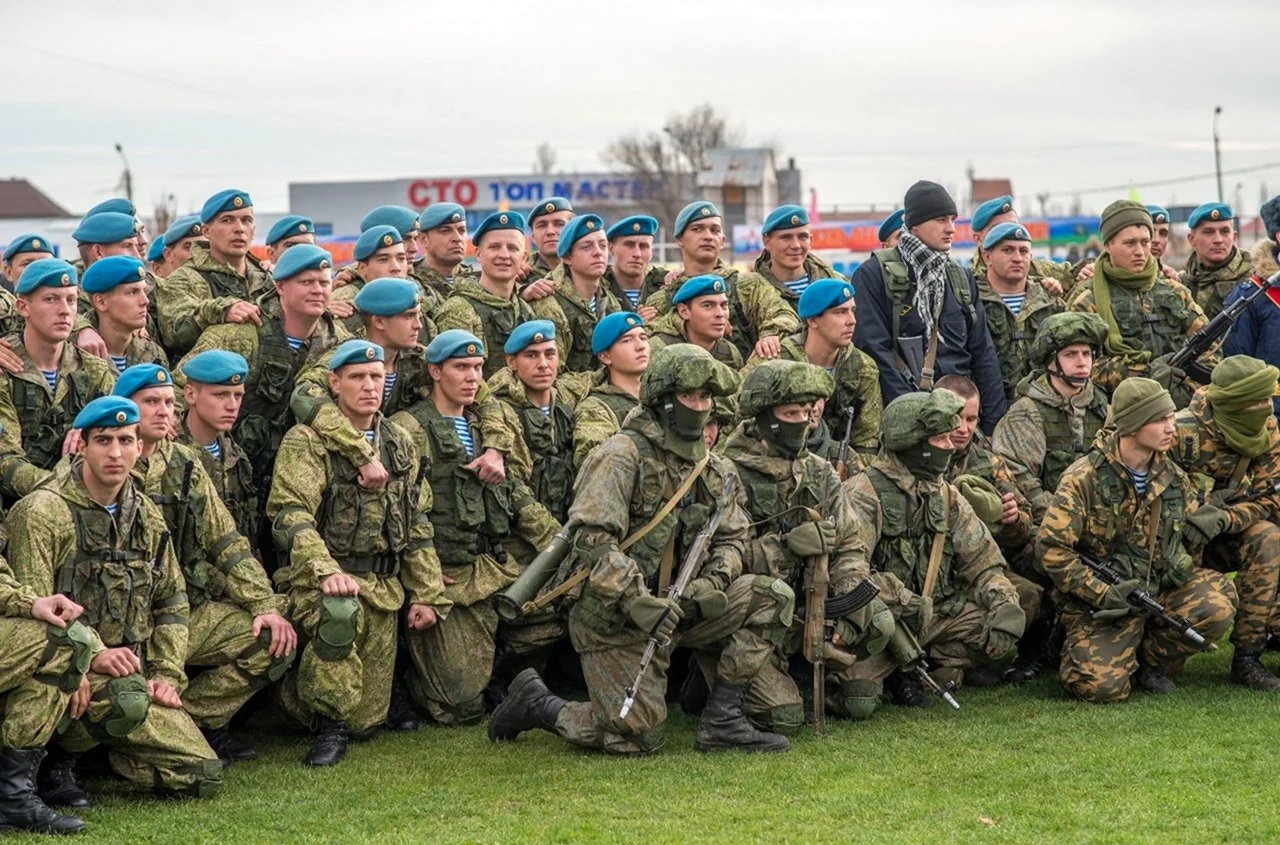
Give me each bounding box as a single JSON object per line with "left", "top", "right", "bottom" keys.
{"left": 156, "top": 245, "right": 273, "bottom": 357}
{"left": 572, "top": 370, "right": 640, "bottom": 471}
{"left": 1180, "top": 247, "right": 1253, "bottom": 319}
{"left": 969, "top": 252, "right": 1075, "bottom": 295}
{"left": 434, "top": 279, "right": 539, "bottom": 378}
{"left": 648, "top": 319, "right": 743, "bottom": 369}
{"left": 530, "top": 265, "right": 623, "bottom": 373}
{"left": 603, "top": 265, "right": 666, "bottom": 312}
{"left": 523, "top": 253, "right": 557, "bottom": 283}
{"left": 391, "top": 397, "right": 559, "bottom": 724}
{"left": 645, "top": 260, "right": 802, "bottom": 362}
{"left": 1038, "top": 428, "right": 1237, "bottom": 703}
{"left": 85, "top": 310, "right": 169, "bottom": 375}
{"left": 752, "top": 252, "right": 845, "bottom": 311}
{"left": 0, "top": 288, "right": 22, "bottom": 337}
{"left": 267, "top": 416, "right": 448, "bottom": 732}
{"left": 6, "top": 459, "right": 221, "bottom": 796}
{"left": 176, "top": 428, "right": 259, "bottom": 551}
{"left": 0, "top": 338, "right": 116, "bottom": 500}
{"left": 974, "top": 274, "right": 1065, "bottom": 402}
{"left": 331, "top": 267, "right": 440, "bottom": 343}
{"left": 410, "top": 260, "right": 478, "bottom": 302}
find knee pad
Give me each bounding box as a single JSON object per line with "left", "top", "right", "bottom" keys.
{"left": 840, "top": 679, "right": 881, "bottom": 721}
{"left": 246, "top": 629, "right": 296, "bottom": 684}
{"left": 171, "top": 759, "right": 223, "bottom": 799}
{"left": 45, "top": 621, "right": 95, "bottom": 692}
{"left": 315, "top": 596, "right": 359, "bottom": 661}
{"left": 101, "top": 675, "right": 151, "bottom": 739}
{"left": 749, "top": 576, "right": 797, "bottom": 629}
{"left": 758, "top": 703, "right": 804, "bottom": 736}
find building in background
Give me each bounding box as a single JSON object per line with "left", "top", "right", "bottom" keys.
{"left": 0, "top": 179, "right": 77, "bottom": 256}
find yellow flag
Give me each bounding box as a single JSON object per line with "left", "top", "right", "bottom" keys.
{"left": 1127, "top": 184, "right": 1141, "bottom": 203}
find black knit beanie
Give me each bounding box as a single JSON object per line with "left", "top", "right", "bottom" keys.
{"left": 903, "top": 180, "right": 958, "bottom": 228}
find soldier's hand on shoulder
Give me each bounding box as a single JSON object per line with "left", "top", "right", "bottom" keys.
{"left": 520, "top": 277, "right": 556, "bottom": 301}
{"left": 1042, "top": 278, "right": 1064, "bottom": 297}
{"left": 357, "top": 460, "right": 389, "bottom": 490}
{"left": 0, "top": 337, "right": 23, "bottom": 374}
{"left": 407, "top": 604, "right": 438, "bottom": 630}
{"left": 329, "top": 300, "right": 355, "bottom": 319}
{"left": 90, "top": 646, "right": 142, "bottom": 678}
{"left": 752, "top": 335, "right": 782, "bottom": 360}
{"left": 637, "top": 305, "right": 658, "bottom": 322}
{"left": 61, "top": 428, "right": 83, "bottom": 457}
{"left": 30, "top": 594, "right": 83, "bottom": 627}
{"left": 148, "top": 679, "right": 183, "bottom": 709}
{"left": 224, "top": 300, "right": 262, "bottom": 326}
{"left": 467, "top": 448, "right": 506, "bottom": 484}
{"left": 75, "top": 327, "right": 109, "bottom": 359}
{"left": 252, "top": 613, "right": 298, "bottom": 657}
{"left": 1076, "top": 261, "right": 1095, "bottom": 282}
{"left": 321, "top": 572, "right": 361, "bottom": 597}
{"left": 1161, "top": 264, "right": 1179, "bottom": 281}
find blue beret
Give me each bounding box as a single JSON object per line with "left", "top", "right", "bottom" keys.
{"left": 592, "top": 311, "right": 645, "bottom": 355}
{"left": 981, "top": 221, "right": 1032, "bottom": 251}
{"left": 354, "top": 277, "right": 420, "bottom": 315}
{"left": 972, "top": 195, "right": 1014, "bottom": 232}
{"left": 426, "top": 329, "right": 485, "bottom": 364}
{"left": 528, "top": 197, "right": 573, "bottom": 223}
{"left": 146, "top": 237, "right": 166, "bottom": 263}
{"left": 673, "top": 201, "right": 721, "bottom": 238}
{"left": 556, "top": 214, "right": 605, "bottom": 258}
{"left": 472, "top": 211, "right": 526, "bottom": 245}
{"left": 672, "top": 274, "right": 727, "bottom": 305}
{"left": 272, "top": 243, "right": 332, "bottom": 281}
{"left": 16, "top": 258, "right": 77, "bottom": 295}
{"left": 86, "top": 198, "right": 136, "bottom": 218}
{"left": 419, "top": 203, "right": 466, "bottom": 231}
{"left": 72, "top": 212, "right": 137, "bottom": 245}
{"left": 3, "top": 234, "right": 52, "bottom": 263}
{"left": 1145, "top": 204, "right": 1171, "bottom": 225}
{"left": 354, "top": 225, "right": 402, "bottom": 262}
{"left": 606, "top": 215, "right": 658, "bottom": 241}
{"left": 877, "top": 209, "right": 905, "bottom": 243}
{"left": 182, "top": 350, "right": 249, "bottom": 385}
{"left": 112, "top": 363, "right": 173, "bottom": 398}
{"left": 504, "top": 320, "right": 557, "bottom": 355}
{"left": 200, "top": 189, "right": 252, "bottom": 224}
{"left": 797, "top": 279, "right": 856, "bottom": 320}
{"left": 329, "top": 339, "right": 385, "bottom": 370}
{"left": 83, "top": 255, "right": 147, "bottom": 294}
{"left": 162, "top": 215, "right": 203, "bottom": 247}
{"left": 1189, "top": 202, "right": 1234, "bottom": 229}
{"left": 265, "top": 215, "right": 313, "bottom": 245}
{"left": 762, "top": 205, "right": 809, "bottom": 235}
{"left": 73, "top": 396, "right": 139, "bottom": 430}
{"left": 361, "top": 206, "right": 420, "bottom": 236}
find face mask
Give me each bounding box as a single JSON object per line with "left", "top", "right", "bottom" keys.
{"left": 1235, "top": 407, "right": 1273, "bottom": 436}
{"left": 897, "top": 439, "right": 954, "bottom": 481}
{"left": 662, "top": 397, "right": 711, "bottom": 442}
{"left": 756, "top": 410, "right": 809, "bottom": 458}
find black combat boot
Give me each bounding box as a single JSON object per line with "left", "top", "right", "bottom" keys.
{"left": 886, "top": 670, "right": 933, "bottom": 708}
{"left": 694, "top": 679, "right": 790, "bottom": 753}
{"left": 487, "top": 669, "right": 567, "bottom": 742}
{"left": 384, "top": 676, "right": 420, "bottom": 732}
{"left": 36, "top": 747, "right": 88, "bottom": 809}
{"left": 303, "top": 718, "right": 349, "bottom": 767}
{"left": 1002, "top": 616, "right": 1052, "bottom": 685}
{"left": 201, "top": 727, "right": 259, "bottom": 765}
{"left": 963, "top": 666, "right": 1003, "bottom": 687}
{"left": 1134, "top": 661, "right": 1177, "bottom": 694}
{"left": 1230, "top": 649, "right": 1280, "bottom": 692}
{"left": 0, "top": 747, "right": 85, "bottom": 835}
{"left": 679, "top": 655, "right": 710, "bottom": 716}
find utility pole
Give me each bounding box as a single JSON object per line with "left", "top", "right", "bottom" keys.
{"left": 114, "top": 143, "right": 133, "bottom": 203}
{"left": 1212, "top": 106, "right": 1224, "bottom": 203}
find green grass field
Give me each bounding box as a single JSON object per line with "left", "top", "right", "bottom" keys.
{"left": 23, "top": 646, "right": 1280, "bottom": 844}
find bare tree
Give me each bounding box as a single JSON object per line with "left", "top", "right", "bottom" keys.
{"left": 533, "top": 142, "right": 557, "bottom": 174}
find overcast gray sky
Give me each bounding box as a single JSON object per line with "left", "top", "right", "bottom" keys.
{"left": 3, "top": 0, "right": 1278, "bottom": 218}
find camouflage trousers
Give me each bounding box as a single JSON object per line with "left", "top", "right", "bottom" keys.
{"left": 405, "top": 598, "right": 496, "bottom": 727}
{"left": 1200, "top": 521, "right": 1280, "bottom": 650}
{"left": 555, "top": 574, "right": 795, "bottom": 755}
{"left": 183, "top": 600, "right": 294, "bottom": 730}
{"left": 278, "top": 586, "right": 397, "bottom": 732}
{"left": 60, "top": 673, "right": 222, "bottom": 797}
{"left": 697, "top": 622, "right": 805, "bottom": 735}
{"left": 0, "top": 618, "right": 83, "bottom": 748}
{"left": 1059, "top": 569, "right": 1237, "bottom": 703}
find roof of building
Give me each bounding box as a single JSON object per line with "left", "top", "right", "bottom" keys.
{"left": 0, "top": 179, "right": 74, "bottom": 219}
{"left": 971, "top": 178, "right": 1014, "bottom": 207}
{"left": 697, "top": 148, "right": 776, "bottom": 189}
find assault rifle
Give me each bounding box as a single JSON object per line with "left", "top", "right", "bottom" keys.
{"left": 1168, "top": 270, "right": 1280, "bottom": 383}
{"left": 1224, "top": 479, "right": 1280, "bottom": 506}
{"left": 1078, "top": 553, "right": 1216, "bottom": 650}
{"left": 834, "top": 407, "right": 857, "bottom": 482}
{"left": 886, "top": 624, "right": 960, "bottom": 710}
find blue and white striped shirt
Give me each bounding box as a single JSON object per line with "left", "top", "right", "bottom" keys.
{"left": 286, "top": 335, "right": 304, "bottom": 352}
{"left": 110, "top": 355, "right": 128, "bottom": 373}
{"left": 783, "top": 275, "right": 811, "bottom": 297}
{"left": 622, "top": 289, "right": 641, "bottom": 308}
{"left": 364, "top": 430, "right": 376, "bottom": 444}
{"left": 1000, "top": 293, "right": 1026, "bottom": 316}
{"left": 383, "top": 371, "right": 397, "bottom": 402}
{"left": 39, "top": 369, "right": 57, "bottom": 392}
{"left": 1126, "top": 466, "right": 1150, "bottom": 496}
{"left": 446, "top": 416, "right": 475, "bottom": 458}
{"left": 203, "top": 440, "right": 222, "bottom": 460}
{"left": 104, "top": 502, "right": 119, "bottom": 517}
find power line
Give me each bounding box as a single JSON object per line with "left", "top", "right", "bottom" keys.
{"left": 1044, "top": 161, "right": 1280, "bottom": 198}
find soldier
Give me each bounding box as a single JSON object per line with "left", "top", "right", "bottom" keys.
{"left": 754, "top": 204, "right": 845, "bottom": 307}
{"left": 413, "top": 203, "right": 476, "bottom": 299}
{"left": 82, "top": 256, "right": 168, "bottom": 375}
{"left": 329, "top": 226, "right": 410, "bottom": 330}
{"left": 723, "top": 359, "right": 895, "bottom": 727}
{"left": 488, "top": 343, "right": 795, "bottom": 754}
{"left": 1075, "top": 204, "right": 1181, "bottom": 283}
{"left": 158, "top": 188, "right": 272, "bottom": 357}
{"left": 525, "top": 197, "right": 575, "bottom": 282}
{"left": 974, "top": 222, "right": 1066, "bottom": 401}
{"left": 390, "top": 331, "right": 558, "bottom": 725}
{"left": 145, "top": 235, "right": 166, "bottom": 274}
{"left": 0, "top": 234, "right": 53, "bottom": 333}
{"left": 1066, "top": 200, "right": 1211, "bottom": 409}
{"left": 1171, "top": 356, "right": 1280, "bottom": 690}
{"left": 604, "top": 215, "right": 665, "bottom": 315}
{"left": 112, "top": 364, "right": 297, "bottom": 761}
{"left": 263, "top": 215, "right": 316, "bottom": 265}
{"left": 532, "top": 214, "right": 621, "bottom": 373}
{"left": 967, "top": 195, "right": 1072, "bottom": 293}
{"left": 877, "top": 209, "right": 904, "bottom": 249}
{"left": 361, "top": 205, "right": 422, "bottom": 267}
{"left": 992, "top": 312, "right": 1111, "bottom": 526}
{"left": 7, "top": 396, "right": 222, "bottom": 799}
{"left": 649, "top": 275, "right": 742, "bottom": 367}
{"left": 645, "top": 200, "right": 800, "bottom": 362}
{"left": 840, "top": 390, "right": 1025, "bottom": 719}
{"left": 1180, "top": 202, "right": 1252, "bottom": 319}
{"left": 742, "top": 279, "right": 882, "bottom": 465}
{"left": 154, "top": 216, "right": 204, "bottom": 278}
{"left": 0, "top": 259, "right": 115, "bottom": 501}
{"left": 573, "top": 311, "right": 650, "bottom": 469}
{"left": 852, "top": 180, "right": 1008, "bottom": 432}
{"left": 174, "top": 243, "right": 351, "bottom": 561}
{"left": 267, "top": 340, "right": 447, "bottom": 765}
{"left": 70, "top": 212, "right": 141, "bottom": 270}
{"left": 1038, "top": 377, "right": 1237, "bottom": 702}
{"left": 435, "top": 211, "right": 538, "bottom": 378}
{"left": 177, "top": 350, "right": 260, "bottom": 549}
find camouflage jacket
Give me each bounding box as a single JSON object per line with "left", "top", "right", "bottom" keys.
{"left": 975, "top": 274, "right": 1066, "bottom": 401}
{"left": 572, "top": 371, "right": 640, "bottom": 471}
{"left": 603, "top": 265, "right": 667, "bottom": 311}
{"left": 530, "top": 263, "right": 623, "bottom": 373}
{"left": 0, "top": 288, "right": 22, "bottom": 337}
{"left": 86, "top": 310, "right": 169, "bottom": 375}
{"left": 647, "top": 319, "right": 743, "bottom": 369}
{"left": 411, "top": 260, "right": 478, "bottom": 301}
{"left": 0, "top": 551, "right": 40, "bottom": 619}
{"left": 970, "top": 252, "right": 1075, "bottom": 293}
{"left": 156, "top": 245, "right": 272, "bottom": 356}
{"left": 331, "top": 266, "right": 440, "bottom": 342}
{"left": 944, "top": 439, "right": 1034, "bottom": 554}
{"left": 752, "top": 251, "right": 845, "bottom": 307}
{"left": 175, "top": 428, "right": 259, "bottom": 545}
{"left": 1180, "top": 247, "right": 1253, "bottom": 320}
{"left": 434, "top": 279, "right": 542, "bottom": 378}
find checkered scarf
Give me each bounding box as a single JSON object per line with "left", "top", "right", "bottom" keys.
{"left": 896, "top": 231, "right": 952, "bottom": 342}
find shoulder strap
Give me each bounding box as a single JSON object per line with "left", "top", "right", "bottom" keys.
{"left": 921, "top": 484, "right": 951, "bottom": 599}
{"left": 619, "top": 452, "right": 711, "bottom": 552}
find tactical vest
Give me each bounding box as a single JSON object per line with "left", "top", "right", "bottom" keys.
{"left": 5, "top": 348, "right": 101, "bottom": 471}
{"left": 736, "top": 455, "right": 830, "bottom": 588}
{"left": 554, "top": 288, "right": 611, "bottom": 373}
{"left": 55, "top": 502, "right": 161, "bottom": 647}
{"left": 316, "top": 422, "right": 419, "bottom": 575}
{"left": 1033, "top": 389, "right": 1109, "bottom": 494}
{"left": 512, "top": 399, "right": 576, "bottom": 523}
{"left": 196, "top": 265, "right": 252, "bottom": 301}
{"left": 874, "top": 248, "right": 978, "bottom": 342}
{"left": 409, "top": 403, "right": 519, "bottom": 566}
{"left": 1084, "top": 450, "right": 1185, "bottom": 579}
{"left": 462, "top": 293, "right": 535, "bottom": 375}
{"left": 949, "top": 444, "right": 995, "bottom": 483}
{"left": 592, "top": 390, "right": 638, "bottom": 431}
{"left": 865, "top": 468, "right": 963, "bottom": 614}
{"left": 233, "top": 320, "right": 305, "bottom": 482}
{"left": 142, "top": 452, "right": 217, "bottom": 607}
{"left": 982, "top": 295, "right": 1063, "bottom": 399}
{"left": 783, "top": 332, "right": 864, "bottom": 425}
{"left": 196, "top": 438, "right": 259, "bottom": 549}
{"left": 1107, "top": 282, "right": 1194, "bottom": 359}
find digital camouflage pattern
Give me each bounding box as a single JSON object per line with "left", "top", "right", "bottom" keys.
{"left": 531, "top": 263, "right": 623, "bottom": 373}
{"left": 1180, "top": 247, "right": 1252, "bottom": 320}
{"left": 156, "top": 245, "right": 273, "bottom": 356}
{"left": 572, "top": 370, "right": 641, "bottom": 471}
{"left": 603, "top": 265, "right": 667, "bottom": 311}
{"left": 176, "top": 429, "right": 259, "bottom": 548}
{"left": 434, "top": 279, "right": 543, "bottom": 378}
{"left": 0, "top": 288, "right": 22, "bottom": 337}
{"left": 752, "top": 252, "right": 845, "bottom": 308}
{"left": 975, "top": 274, "right": 1065, "bottom": 401}
{"left": 411, "top": 260, "right": 479, "bottom": 302}
{"left": 647, "top": 320, "right": 743, "bottom": 369}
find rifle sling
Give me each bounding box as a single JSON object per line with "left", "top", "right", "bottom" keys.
{"left": 921, "top": 484, "right": 950, "bottom": 600}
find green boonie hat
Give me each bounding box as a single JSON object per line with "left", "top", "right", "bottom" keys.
{"left": 880, "top": 389, "right": 965, "bottom": 451}
{"left": 738, "top": 359, "right": 834, "bottom": 419}
{"left": 1031, "top": 312, "right": 1109, "bottom": 366}
{"left": 639, "top": 343, "right": 739, "bottom": 407}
